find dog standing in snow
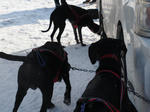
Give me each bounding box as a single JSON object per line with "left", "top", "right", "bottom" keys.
{"left": 42, "top": 2, "right": 99, "bottom": 46}
{"left": 0, "top": 42, "right": 71, "bottom": 112}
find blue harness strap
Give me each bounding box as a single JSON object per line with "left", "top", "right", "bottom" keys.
{"left": 33, "top": 48, "right": 67, "bottom": 82}
{"left": 79, "top": 97, "right": 120, "bottom": 112}
{"left": 34, "top": 49, "right": 46, "bottom": 67}
{"left": 80, "top": 103, "right": 86, "bottom": 112}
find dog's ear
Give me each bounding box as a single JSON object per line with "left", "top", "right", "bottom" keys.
{"left": 88, "top": 41, "right": 100, "bottom": 64}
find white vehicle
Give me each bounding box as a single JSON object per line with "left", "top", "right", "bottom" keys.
{"left": 97, "top": 0, "right": 150, "bottom": 112}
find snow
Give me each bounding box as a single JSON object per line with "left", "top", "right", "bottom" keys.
{"left": 0, "top": 0, "right": 99, "bottom": 112}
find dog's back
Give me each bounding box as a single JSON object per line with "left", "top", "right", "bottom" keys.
{"left": 82, "top": 72, "right": 121, "bottom": 104}
{"left": 87, "top": 9, "right": 99, "bottom": 19}
{"left": 41, "top": 3, "right": 100, "bottom": 46}
{"left": 69, "top": 5, "right": 88, "bottom": 15}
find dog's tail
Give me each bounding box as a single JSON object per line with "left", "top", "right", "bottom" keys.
{"left": 41, "top": 14, "right": 53, "bottom": 33}
{"left": 0, "top": 52, "right": 31, "bottom": 62}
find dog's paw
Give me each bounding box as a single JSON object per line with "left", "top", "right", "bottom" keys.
{"left": 63, "top": 98, "right": 71, "bottom": 105}
{"left": 62, "top": 46, "right": 66, "bottom": 48}
{"left": 76, "top": 41, "right": 80, "bottom": 44}
{"left": 81, "top": 43, "right": 86, "bottom": 46}
{"left": 47, "top": 102, "right": 55, "bottom": 109}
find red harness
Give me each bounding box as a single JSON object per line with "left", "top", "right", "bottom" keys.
{"left": 39, "top": 49, "right": 66, "bottom": 62}
{"left": 80, "top": 97, "right": 120, "bottom": 112}
{"left": 96, "top": 54, "right": 125, "bottom": 111}
{"left": 89, "top": 98, "right": 120, "bottom": 112}
{"left": 34, "top": 48, "right": 67, "bottom": 82}
{"left": 96, "top": 69, "right": 125, "bottom": 110}
{"left": 69, "top": 6, "right": 88, "bottom": 28}
{"left": 53, "top": 51, "right": 66, "bottom": 82}
{"left": 78, "top": 54, "right": 124, "bottom": 112}
{"left": 79, "top": 68, "right": 124, "bottom": 112}
{"left": 100, "top": 54, "right": 119, "bottom": 62}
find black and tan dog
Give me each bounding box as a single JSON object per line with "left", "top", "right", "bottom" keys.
{"left": 0, "top": 42, "right": 71, "bottom": 112}
{"left": 41, "top": 2, "right": 99, "bottom": 46}
{"left": 74, "top": 38, "right": 137, "bottom": 112}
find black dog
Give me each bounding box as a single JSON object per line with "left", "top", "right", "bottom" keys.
{"left": 74, "top": 38, "right": 137, "bottom": 112}
{"left": 87, "top": 9, "right": 99, "bottom": 19}
{"left": 0, "top": 42, "right": 71, "bottom": 112}
{"left": 41, "top": 3, "right": 100, "bottom": 46}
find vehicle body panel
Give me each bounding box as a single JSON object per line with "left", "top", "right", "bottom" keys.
{"left": 98, "top": 0, "right": 150, "bottom": 111}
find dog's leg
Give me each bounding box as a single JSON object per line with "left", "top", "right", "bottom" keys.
{"left": 50, "top": 25, "right": 58, "bottom": 42}
{"left": 71, "top": 23, "right": 79, "bottom": 44}
{"left": 40, "top": 84, "right": 55, "bottom": 112}
{"left": 54, "top": 0, "right": 60, "bottom": 7}
{"left": 62, "top": 73, "right": 71, "bottom": 105}
{"left": 78, "top": 26, "right": 86, "bottom": 46}
{"left": 13, "top": 85, "right": 28, "bottom": 112}
{"left": 57, "top": 24, "right": 65, "bottom": 45}
{"left": 47, "top": 83, "right": 55, "bottom": 109}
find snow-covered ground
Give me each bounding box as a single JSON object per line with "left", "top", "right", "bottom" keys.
{"left": 0, "top": 0, "right": 98, "bottom": 53}
{"left": 0, "top": 0, "right": 100, "bottom": 112}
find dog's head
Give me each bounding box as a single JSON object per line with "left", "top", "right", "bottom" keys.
{"left": 89, "top": 38, "right": 127, "bottom": 64}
